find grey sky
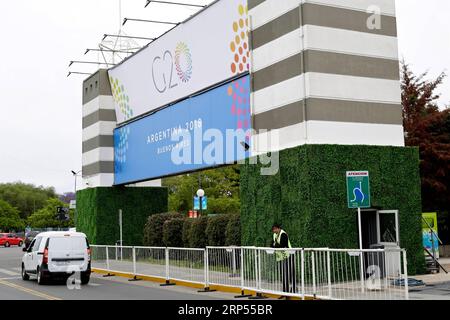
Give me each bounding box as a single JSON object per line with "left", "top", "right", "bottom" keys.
{"left": 0, "top": 0, "right": 448, "bottom": 194}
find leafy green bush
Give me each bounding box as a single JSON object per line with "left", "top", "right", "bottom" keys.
{"left": 188, "top": 216, "right": 208, "bottom": 248}
{"left": 206, "top": 215, "right": 231, "bottom": 246}
{"left": 182, "top": 218, "right": 194, "bottom": 247}
{"left": 0, "top": 199, "right": 25, "bottom": 232}
{"left": 163, "top": 218, "right": 185, "bottom": 247}
{"left": 143, "top": 212, "right": 183, "bottom": 247}
{"left": 208, "top": 198, "right": 240, "bottom": 215}
{"left": 225, "top": 214, "right": 241, "bottom": 246}
{"left": 27, "top": 198, "right": 70, "bottom": 229}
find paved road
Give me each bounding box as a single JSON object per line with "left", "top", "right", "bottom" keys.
{"left": 0, "top": 247, "right": 235, "bottom": 300}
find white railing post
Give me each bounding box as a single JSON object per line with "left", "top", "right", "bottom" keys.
{"left": 403, "top": 250, "right": 409, "bottom": 300}
{"left": 204, "top": 248, "right": 209, "bottom": 288}
{"left": 240, "top": 248, "right": 245, "bottom": 291}
{"left": 327, "top": 250, "right": 332, "bottom": 299}
{"left": 312, "top": 251, "right": 316, "bottom": 297}
{"left": 106, "top": 246, "right": 110, "bottom": 270}
{"left": 165, "top": 247, "right": 170, "bottom": 281}
{"left": 132, "top": 247, "right": 137, "bottom": 276}
{"left": 301, "top": 249, "right": 305, "bottom": 300}
{"left": 360, "top": 250, "right": 365, "bottom": 293}
{"left": 257, "top": 249, "right": 262, "bottom": 292}
{"left": 232, "top": 247, "right": 237, "bottom": 275}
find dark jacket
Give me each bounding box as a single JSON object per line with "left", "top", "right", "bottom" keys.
{"left": 272, "top": 232, "right": 289, "bottom": 248}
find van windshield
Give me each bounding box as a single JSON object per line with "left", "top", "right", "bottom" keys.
{"left": 49, "top": 237, "right": 87, "bottom": 251}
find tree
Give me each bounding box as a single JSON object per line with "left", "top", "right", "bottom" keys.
{"left": 163, "top": 165, "right": 241, "bottom": 214}
{"left": 0, "top": 182, "right": 57, "bottom": 219}
{"left": 0, "top": 200, "right": 25, "bottom": 232}
{"left": 401, "top": 62, "right": 450, "bottom": 212}
{"left": 27, "top": 198, "right": 73, "bottom": 229}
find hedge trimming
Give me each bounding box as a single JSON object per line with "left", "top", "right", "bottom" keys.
{"left": 240, "top": 145, "right": 425, "bottom": 275}
{"left": 163, "top": 218, "right": 185, "bottom": 247}
{"left": 143, "top": 212, "right": 183, "bottom": 247}
{"left": 76, "top": 187, "right": 168, "bottom": 246}
{"left": 225, "top": 214, "right": 241, "bottom": 246}
{"left": 182, "top": 219, "right": 195, "bottom": 248}
{"left": 206, "top": 215, "right": 231, "bottom": 247}
{"left": 188, "top": 216, "right": 208, "bottom": 248}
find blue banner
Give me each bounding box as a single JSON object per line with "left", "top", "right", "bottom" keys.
{"left": 114, "top": 75, "right": 251, "bottom": 185}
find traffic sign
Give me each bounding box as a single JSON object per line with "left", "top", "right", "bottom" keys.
{"left": 346, "top": 171, "right": 371, "bottom": 209}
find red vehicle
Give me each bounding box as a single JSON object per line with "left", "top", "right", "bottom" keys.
{"left": 0, "top": 233, "right": 24, "bottom": 247}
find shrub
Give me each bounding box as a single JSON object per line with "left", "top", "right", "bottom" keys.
{"left": 188, "top": 216, "right": 208, "bottom": 248}
{"left": 143, "top": 212, "right": 183, "bottom": 247}
{"left": 163, "top": 218, "right": 185, "bottom": 247}
{"left": 225, "top": 214, "right": 241, "bottom": 246}
{"left": 182, "top": 219, "right": 194, "bottom": 247}
{"left": 206, "top": 215, "right": 231, "bottom": 247}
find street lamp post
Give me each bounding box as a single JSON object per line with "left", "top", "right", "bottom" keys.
{"left": 197, "top": 189, "right": 205, "bottom": 217}
{"left": 71, "top": 170, "right": 81, "bottom": 227}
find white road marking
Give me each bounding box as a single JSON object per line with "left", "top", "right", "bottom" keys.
{"left": 0, "top": 277, "right": 21, "bottom": 281}
{"left": 0, "top": 268, "right": 20, "bottom": 276}
{"left": 87, "top": 283, "right": 101, "bottom": 287}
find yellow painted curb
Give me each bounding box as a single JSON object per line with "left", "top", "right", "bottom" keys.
{"left": 92, "top": 268, "right": 317, "bottom": 300}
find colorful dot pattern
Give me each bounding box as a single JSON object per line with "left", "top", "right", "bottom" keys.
{"left": 109, "top": 76, "right": 132, "bottom": 165}
{"left": 230, "top": 3, "right": 250, "bottom": 75}
{"left": 227, "top": 77, "right": 252, "bottom": 144}
{"left": 175, "top": 42, "right": 193, "bottom": 83}
{"left": 110, "top": 77, "right": 134, "bottom": 121}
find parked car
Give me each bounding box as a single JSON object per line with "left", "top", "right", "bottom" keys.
{"left": 0, "top": 233, "right": 24, "bottom": 247}
{"left": 24, "top": 231, "right": 40, "bottom": 249}
{"left": 21, "top": 231, "right": 91, "bottom": 285}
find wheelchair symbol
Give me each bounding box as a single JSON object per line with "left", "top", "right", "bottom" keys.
{"left": 351, "top": 181, "right": 365, "bottom": 204}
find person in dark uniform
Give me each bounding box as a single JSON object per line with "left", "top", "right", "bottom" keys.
{"left": 271, "top": 223, "right": 297, "bottom": 294}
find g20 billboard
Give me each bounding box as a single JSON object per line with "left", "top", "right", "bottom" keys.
{"left": 114, "top": 75, "right": 251, "bottom": 185}
{"left": 108, "top": 0, "right": 250, "bottom": 124}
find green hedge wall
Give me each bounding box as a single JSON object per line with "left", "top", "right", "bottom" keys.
{"left": 143, "top": 212, "right": 183, "bottom": 246}
{"left": 77, "top": 187, "right": 168, "bottom": 246}
{"left": 163, "top": 218, "right": 185, "bottom": 247}
{"left": 240, "top": 145, "right": 425, "bottom": 275}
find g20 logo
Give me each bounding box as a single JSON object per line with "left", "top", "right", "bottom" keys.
{"left": 152, "top": 42, "right": 192, "bottom": 93}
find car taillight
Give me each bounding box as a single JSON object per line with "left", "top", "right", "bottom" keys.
{"left": 87, "top": 248, "right": 91, "bottom": 261}
{"left": 43, "top": 248, "right": 49, "bottom": 264}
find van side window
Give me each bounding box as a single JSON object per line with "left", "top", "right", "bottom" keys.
{"left": 28, "top": 239, "right": 36, "bottom": 252}
{"left": 33, "top": 237, "right": 42, "bottom": 252}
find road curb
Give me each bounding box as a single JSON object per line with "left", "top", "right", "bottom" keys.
{"left": 91, "top": 268, "right": 310, "bottom": 300}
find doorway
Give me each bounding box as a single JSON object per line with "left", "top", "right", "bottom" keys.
{"left": 360, "top": 210, "right": 399, "bottom": 249}
{"left": 359, "top": 210, "right": 401, "bottom": 277}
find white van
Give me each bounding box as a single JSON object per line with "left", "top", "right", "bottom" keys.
{"left": 21, "top": 231, "right": 91, "bottom": 285}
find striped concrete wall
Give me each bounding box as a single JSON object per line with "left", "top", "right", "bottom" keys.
{"left": 248, "top": 0, "right": 405, "bottom": 152}
{"left": 81, "top": 70, "right": 116, "bottom": 188}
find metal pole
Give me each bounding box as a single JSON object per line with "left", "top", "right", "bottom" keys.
{"left": 403, "top": 250, "right": 409, "bottom": 300}
{"left": 232, "top": 247, "right": 237, "bottom": 275}
{"left": 119, "top": 210, "right": 123, "bottom": 260}
{"left": 312, "top": 252, "right": 316, "bottom": 297}
{"left": 301, "top": 250, "right": 305, "bottom": 300}
{"left": 327, "top": 250, "right": 332, "bottom": 299}
{"left": 106, "top": 246, "right": 110, "bottom": 270}
{"left": 165, "top": 248, "right": 170, "bottom": 281}
{"left": 358, "top": 207, "right": 365, "bottom": 293}
{"left": 132, "top": 247, "right": 137, "bottom": 276}
{"left": 240, "top": 248, "right": 245, "bottom": 292}
{"left": 74, "top": 175, "right": 77, "bottom": 227}
{"left": 204, "top": 248, "right": 209, "bottom": 288}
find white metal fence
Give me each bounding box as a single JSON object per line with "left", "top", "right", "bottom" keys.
{"left": 90, "top": 245, "right": 409, "bottom": 300}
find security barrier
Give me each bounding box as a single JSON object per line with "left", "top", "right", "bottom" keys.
{"left": 90, "top": 245, "right": 409, "bottom": 300}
